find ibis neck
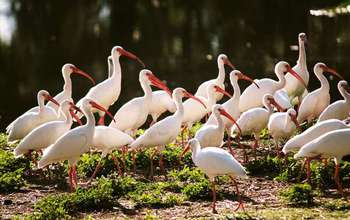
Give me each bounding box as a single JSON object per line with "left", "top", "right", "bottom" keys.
{"left": 231, "top": 77, "right": 240, "bottom": 103}
{"left": 207, "top": 92, "right": 217, "bottom": 107}
{"left": 316, "top": 72, "right": 329, "bottom": 91}
{"left": 214, "top": 111, "right": 224, "bottom": 132}
{"left": 58, "top": 108, "right": 72, "bottom": 124}
{"left": 285, "top": 114, "right": 292, "bottom": 129}
{"left": 141, "top": 80, "right": 152, "bottom": 101}
{"left": 108, "top": 59, "right": 113, "bottom": 78}
{"left": 340, "top": 87, "right": 350, "bottom": 103}
{"left": 111, "top": 55, "right": 121, "bottom": 83}
{"left": 38, "top": 95, "right": 45, "bottom": 111}
{"left": 276, "top": 71, "right": 286, "bottom": 90}
{"left": 217, "top": 62, "right": 225, "bottom": 84}
{"left": 297, "top": 40, "right": 307, "bottom": 71}
{"left": 62, "top": 74, "right": 72, "bottom": 97}
{"left": 263, "top": 100, "right": 274, "bottom": 114}
{"left": 83, "top": 106, "right": 96, "bottom": 127}
{"left": 174, "top": 95, "right": 184, "bottom": 118}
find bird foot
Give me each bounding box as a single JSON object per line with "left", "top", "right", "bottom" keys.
{"left": 301, "top": 178, "right": 311, "bottom": 184}
{"left": 212, "top": 204, "right": 218, "bottom": 214}
{"left": 234, "top": 201, "right": 245, "bottom": 212}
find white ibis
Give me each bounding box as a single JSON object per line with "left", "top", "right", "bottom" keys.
{"left": 77, "top": 46, "right": 144, "bottom": 125}
{"left": 283, "top": 118, "right": 349, "bottom": 182}
{"left": 195, "top": 54, "right": 235, "bottom": 101}
{"left": 317, "top": 80, "right": 350, "bottom": 122}
{"left": 231, "top": 94, "right": 284, "bottom": 160}
{"left": 6, "top": 90, "right": 60, "bottom": 142}
{"left": 45, "top": 64, "right": 95, "bottom": 112}
{"left": 268, "top": 108, "right": 299, "bottom": 154}
{"left": 239, "top": 61, "right": 306, "bottom": 112}
{"left": 88, "top": 126, "right": 134, "bottom": 181}
{"left": 26, "top": 64, "right": 95, "bottom": 113}
{"left": 297, "top": 63, "right": 344, "bottom": 124}
{"left": 107, "top": 69, "right": 171, "bottom": 173}
{"left": 13, "top": 100, "right": 82, "bottom": 158}
{"left": 129, "top": 88, "right": 206, "bottom": 177}
{"left": 182, "top": 83, "right": 230, "bottom": 130}
{"left": 181, "top": 138, "right": 247, "bottom": 213}
{"left": 194, "top": 104, "right": 241, "bottom": 148}
{"left": 107, "top": 56, "right": 113, "bottom": 78}
{"left": 38, "top": 98, "right": 114, "bottom": 191}
{"left": 109, "top": 69, "right": 171, "bottom": 136}
{"left": 294, "top": 128, "right": 350, "bottom": 196}
{"left": 148, "top": 90, "right": 176, "bottom": 125}
{"left": 205, "top": 70, "right": 259, "bottom": 132}
{"left": 283, "top": 33, "right": 309, "bottom": 103}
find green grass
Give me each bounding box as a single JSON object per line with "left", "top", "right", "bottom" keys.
{"left": 1, "top": 131, "right": 350, "bottom": 219}
{"left": 0, "top": 145, "right": 30, "bottom": 192}
{"left": 226, "top": 207, "right": 350, "bottom": 220}
{"left": 28, "top": 166, "right": 215, "bottom": 218}
{"left": 280, "top": 183, "right": 314, "bottom": 205}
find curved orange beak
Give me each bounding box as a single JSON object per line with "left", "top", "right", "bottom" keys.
{"left": 218, "top": 108, "right": 241, "bottom": 134}
{"left": 290, "top": 113, "right": 299, "bottom": 128}
{"left": 45, "top": 95, "right": 60, "bottom": 106}
{"left": 71, "top": 66, "right": 96, "bottom": 85}
{"left": 180, "top": 143, "right": 191, "bottom": 158}
{"left": 268, "top": 97, "right": 285, "bottom": 112}
{"left": 342, "top": 84, "right": 350, "bottom": 93}
{"left": 223, "top": 58, "right": 235, "bottom": 69}
{"left": 117, "top": 48, "right": 145, "bottom": 68}
{"left": 69, "top": 102, "right": 83, "bottom": 125}
{"left": 89, "top": 101, "right": 115, "bottom": 122}
{"left": 148, "top": 73, "right": 172, "bottom": 97}
{"left": 238, "top": 72, "right": 260, "bottom": 89}
{"left": 183, "top": 91, "right": 207, "bottom": 109}
{"left": 214, "top": 85, "right": 232, "bottom": 98}
{"left": 286, "top": 66, "right": 307, "bottom": 88}
{"left": 322, "top": 66, "right": 344, "bottom": 80}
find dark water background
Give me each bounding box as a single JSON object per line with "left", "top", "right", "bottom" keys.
{"left": 0, "top": 0, "right": 350, "bottom": 129}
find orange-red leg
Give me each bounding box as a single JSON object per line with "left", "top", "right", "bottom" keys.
{"left": 334, "top": 164, "right": 344, "bottom": 196}
{"left": 89, "top": 161, "right": 102, "bottom": 182}
{"left": 211, "top": 181, "right": 217, "bottom": 213}
{"left": 132, "top": 150, "right": 137, "bottom": 174}
{"left": 98, "top": 114, "right": 105, "bottom": 125}
{"left": 230, "top": 177, "right": 244, "bottom": 212}
{"left": 72, "top": 164, "right": 77, "bottom": 189}
{"left": 306, "top": 157, "right": 311, "bottom": 183}
{"left": 68, "top": 166, "right": 74, "bottom": 191}
{"left": 111, "top": 154, "right": 122, "bottom": 176}
{"left": 159, "top": 153, "right": 165, "bottom": 175}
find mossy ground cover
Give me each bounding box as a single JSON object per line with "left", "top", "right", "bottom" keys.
{"left": 1, "top": 129, "right": 350, "bottom": 219}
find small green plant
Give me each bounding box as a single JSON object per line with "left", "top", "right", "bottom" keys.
{"left": 128, "top": 180, "right": 184, "bottom": 208}
{"left": 0, "top": 169, "right": 26, "bottom": 192}
{"left": 30, "top": 177, "right": 117, "bottom": 219}
{"left": 245, "top": 155, "right": 283, "bottom": 178}
{"left": 274, "top": 159, "right": 303, "bottom": 182}
{"left": 0, "top": 133, "right": 9, "bottom": 149}
{"left": 168, "top": 166, "right": 211, "bottom": 200}
{"left": 182, "top": 181, "right": 210, "bottom": 200}
{"left": 259, "top": 128, "right": 270, "bottom": 139}
{"left": 111, "top": 174, "right": 140, "bottom": 197}
{"left": 30, "top": 194, "right": 71, "bottom": 220}
{"left": 280, "top": 183, "right": 314, "bottom": 205}
{"left": 0, "top": 148, "right": 30, "bottom": 192}
{"left": 323, "top": 198, "right": 350, "bottom": 211}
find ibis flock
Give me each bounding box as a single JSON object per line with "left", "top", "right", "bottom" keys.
{"left": 6, "top": 33, "right": 350, "bottom": 213}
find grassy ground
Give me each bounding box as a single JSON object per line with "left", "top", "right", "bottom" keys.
{"left": 1, "top": 127, "right": 350, "bottom": 219}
